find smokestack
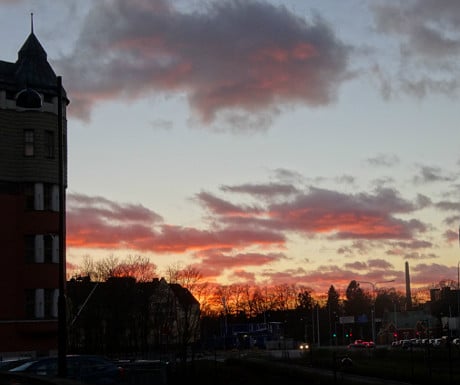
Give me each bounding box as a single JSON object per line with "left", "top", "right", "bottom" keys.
{"left": 405, "top": 261, "right": 412, "bottom": 310}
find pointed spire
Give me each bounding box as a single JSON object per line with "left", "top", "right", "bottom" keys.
{"left": 31, "top": 12, "right": 34, "bottom": 34}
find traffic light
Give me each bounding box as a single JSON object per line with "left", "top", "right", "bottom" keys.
{"left": 332, "top": 332, "right": 337, "bottom": 338}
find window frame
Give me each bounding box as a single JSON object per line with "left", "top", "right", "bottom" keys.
{"left": 24, "top": 129, "right": 35, "bottom": 157}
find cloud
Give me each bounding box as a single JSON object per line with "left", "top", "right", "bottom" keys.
{"left": 257, "top": 263, "right": 401, "bottom": 294}
{"left": 220, "top": 182, "right": 299, "bottom": 198}
{"left": 66, "top": 179, "right": 454, "bottom": 292}
{"left": 412, "top": 263, "right": 458, "bottom": 285}
{"left": 403, "top": 252, "right": 438, "bottom": 260}
{"left": 55, "top": 0, "right": 351, "bottom": 129}
{"left": 366, "top": 153, "right": 399, "bottom": 167}
{"left": 443, "top": 228, "right": 460, "bottom": 244}
{"left": 371, "top": 0, "right": 460, "bottom": 98}
{"left": 413, "top": 165, "right": 456, "bottom": 184}
{"left": 344, "top": 261, "right": 367, "bottom": 271}
{"left": 367, "top": 258, "right": 393, "bottom": 270}
{"left": 67, "top": 192, "right": 284, "bottom": 253}
{"left": 196, "top": 186, "right": 429, "bottom": 240}
{"left": 191, "top": 249, "right": 286, "bottom": 280}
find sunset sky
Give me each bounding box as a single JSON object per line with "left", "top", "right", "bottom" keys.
{"left": 2, "top": 0, "right": 460, "bottom": 296}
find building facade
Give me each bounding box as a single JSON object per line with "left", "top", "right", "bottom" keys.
{"left": 0, "top": 30, "right": 68, "bottom": 357}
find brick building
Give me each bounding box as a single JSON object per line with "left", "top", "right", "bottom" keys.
{"left": 0, "top": 29, "right": 68, "bottom": 357}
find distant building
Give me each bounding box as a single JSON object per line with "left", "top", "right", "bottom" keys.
{"left": 0, "top": 29, "right": 68, "bottom": 357}
{"left": 67, "top": 277, "right": 201, "bottom": 354}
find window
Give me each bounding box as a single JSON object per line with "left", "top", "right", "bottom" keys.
{"left": 24, "top": 183, "right": 59, "bottom": 211}
{"left": 44, "top": 183, "right": 52, "bottom": 210}
{"left": 43, "top": 183, "right": 60, "bottom": 211}
{"left": 44, "top": 234, "right": 58, "bottom": 263}
{"left": 24, "top": 129, "right": 34, "bottom": 157}
{"left": 24, "top": 183, "right": 35, "bottom": 210}
{"left": 44, "top": 289, "right": 58, "bottom": 318}
{"left": 45, "top": 130, "right": 55, "bottom": 158}
{"left": 25, "top": 288, "right": 58, "bottom": 319}
{"left": 24, "top": 235, "right": 35, "bottom": 263}
{"left": 25, "top": 234, "right": 59, "bottom": 264}
{"left": 25, "top": 289, "right": 36, "bottom": 318}
{"left": 34, "top": 183, "right": 44, "bottom": 210}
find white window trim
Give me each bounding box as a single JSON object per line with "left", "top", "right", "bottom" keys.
{"left": 34, "top": 289, "right": 45, "bottom": 318}
{"left": 34, "top": 183, "right": 44, "bottom": 210}
{"left": 34, "top": 235, "right": 44, "bottom": 263}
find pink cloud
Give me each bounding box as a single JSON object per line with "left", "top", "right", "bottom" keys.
{"left": 67, "top": 192, "right": 284, "bottom": 252}
{"left": 196, "top": 186, "right": 430, "bottom": 240}
{"left": 56, "top": 0, "right": 351, "bottom": 128}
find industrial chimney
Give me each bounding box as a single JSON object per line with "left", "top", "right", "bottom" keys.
{"left": 405, "top": 261, "right": 412, "bottom": 310}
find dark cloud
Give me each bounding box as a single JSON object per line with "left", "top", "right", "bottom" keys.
{"left": 55, "top": 0, "right": 351, "bottom": 129}
{"left": 366, "top": 153, "right": 399, "bottom": 167}
{"left": 413, "top": 165, "right": 456, "bottom": 184}
{"left": 403, "top": 252, "right": 438, "bottom": 260}
{"left": 371, "top": 0, "right": 460, "bottom": 98}
{"left": 344, "top": 261, "right": 367, "bottom": 271}
{"left": 444, "top": 228, "right": 460, "bottom": 244}
{"left": 220, "top": 182, "right": 299, "bottom": 198}
{"left": 436, "top": 201, "right": 460, "bottom": 212}
{"left": 389, "top": 240, "right": 433, "bottom": 250}
{"left": 367, "top": 259, "right": 393, "bottom": 270}
{"left": 412, "top": 263, "right": 457, "bottom": 285}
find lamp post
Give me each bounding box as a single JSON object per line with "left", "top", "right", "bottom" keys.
{"left": 358, "top": 279, "right": 396, "bottom": 343}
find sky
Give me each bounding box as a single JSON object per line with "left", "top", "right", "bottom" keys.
{"left": 2, "top": 0, "right": 460, "bottom": 296}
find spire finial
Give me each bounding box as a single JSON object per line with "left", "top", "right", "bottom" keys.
{"left": 30, "top": 12, "right": 34, "bottom": 34}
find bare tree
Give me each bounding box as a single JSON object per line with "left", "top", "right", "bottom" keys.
{"left": 113, "top": 255, "right": 157, "bottom": 282}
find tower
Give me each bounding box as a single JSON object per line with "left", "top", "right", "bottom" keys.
{"left": 0, "top": 28, "right": 69, "bottom": 356}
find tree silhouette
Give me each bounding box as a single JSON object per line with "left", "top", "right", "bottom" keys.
{"left": 344, "top": 280, "right": 372, "bottom": 317}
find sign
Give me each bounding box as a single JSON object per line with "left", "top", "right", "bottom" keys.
{"left": 339, "top": 316, "right": 355, "bottom": 324}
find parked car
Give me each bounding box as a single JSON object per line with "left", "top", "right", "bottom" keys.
{"left": 9, "top": 354, "right": 124, "bottom": 385}
{"left": 115, "top": 359, "right": 168, "bottom": 385}
{"left": 0, "top": 358, "right": 32, "bottom": 371}
{"left": 348, "top": 340, "right": 374, "bottom": 349}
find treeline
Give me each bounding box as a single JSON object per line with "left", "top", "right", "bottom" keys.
{"left": 68, "top": 256, "right": 405, "bottom": 348}
{"left": 69, "top": 255, "right": 455, "bottom": 350}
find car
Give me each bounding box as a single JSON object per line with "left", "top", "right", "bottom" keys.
{"left": 0, "top": 358, "right": 32, "bottom": 371}
{"left": 348, "top": 339, "right": 374, "bottom": 349}
{"left": 9, "top": 354, "right": 124, "bottom": 385}
{"left": 298, "top": 342, "right": 310, "bottom": 351}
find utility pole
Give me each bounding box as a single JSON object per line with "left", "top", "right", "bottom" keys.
{"left": 57, "top": 76, "right": 67, "bottom": 378}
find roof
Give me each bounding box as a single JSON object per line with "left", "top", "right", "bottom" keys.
{"left": 169, "top": 283, "right": 200, "bottom": 306}
{"left": 0, "top": 32, "right": 67, "bottom": 100}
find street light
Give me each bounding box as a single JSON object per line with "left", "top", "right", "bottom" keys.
{"left": 358, "top": 279, "right": 396, "bottom": 343}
